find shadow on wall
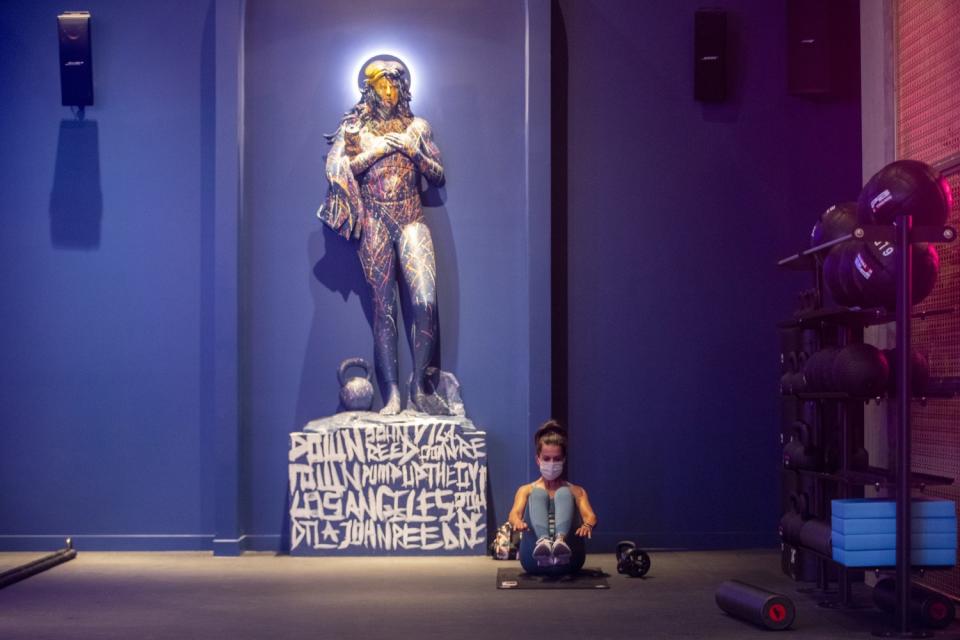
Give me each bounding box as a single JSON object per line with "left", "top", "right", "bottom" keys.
{"left": 50, "top": 118, "right": 102, "bottom": 248}
{"left": 297, "top": 224, "right": 374, "bottom": 424}
{"left": 311, "top": 225, "right": 371, "bottom": 306}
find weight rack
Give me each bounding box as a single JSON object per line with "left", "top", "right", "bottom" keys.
{"left": 778, "top": 219, "right": 957, "bottom": 636}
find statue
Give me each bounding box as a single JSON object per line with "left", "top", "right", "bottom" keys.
{"left": 318, "top": 55, "right": 450, "bottom": 415}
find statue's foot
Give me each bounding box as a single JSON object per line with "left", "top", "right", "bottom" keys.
{"left": 412, "top": 385, "right": 452, "bottom": 416}
{"left": 380, "top": 388, "right": 402, "bottom": 415}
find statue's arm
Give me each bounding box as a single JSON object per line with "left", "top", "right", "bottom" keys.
{"left": 348, "top": 140, "right": 390, "bottom": 175}
{"left": 320, "top": 131, "right": 364, "bottom": 239}
{"left": 413, "top": 119, "right": 445, "bottom": 187}
{"left": 325, "top": 132, "right": 343, "bottom": 170}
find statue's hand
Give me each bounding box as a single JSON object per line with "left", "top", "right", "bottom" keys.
{"left": 371, "top": 136, "right": 392, "bottom": 157}
{"left": 384, "top": 132, "right": 419, "bottom": 158}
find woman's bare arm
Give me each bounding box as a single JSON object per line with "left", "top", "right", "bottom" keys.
{"left": 508, "top": 484, "right": 532, "bottom": 531}
{"left": 571, "top": 485, "right": 597, "bottom": 538}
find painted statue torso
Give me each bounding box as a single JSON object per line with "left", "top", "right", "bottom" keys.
{"left": 354, "top": 116, "right": 423, "bottom": 234}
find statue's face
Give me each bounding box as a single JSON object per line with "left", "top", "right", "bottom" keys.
{"left": 371, "top": 76, "right": 399, "bottom": 111}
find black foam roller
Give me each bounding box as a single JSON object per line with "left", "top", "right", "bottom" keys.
{"left": 873, "top": 578, "right": 956, "bottom": 630}
{"left": 779, "top": 511, "right": 805, "bottom": 544}
{"left": 716, "top": 580, "right": 796, "bottom": 630}
{"left": 797, "top": 519, "right": 832, "bottom": 556}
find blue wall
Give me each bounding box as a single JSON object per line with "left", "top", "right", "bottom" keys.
{"left": 0, "top": 0, "right": 861, "bottom": 552}
{"left": 0, "top": 0, "right": 217, "bottom": 549}
{"left": 0, "top": 0, "right": 549, "bottom": 551}
{"left": 241, "top": 0, "right": 549, "bottom": 547}
{"left": 558, "top": 0, "right": 862, "bottom": 548}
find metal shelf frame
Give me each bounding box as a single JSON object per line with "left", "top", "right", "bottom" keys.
{"left": 778, "top": 216, "right": 958, "bottom": 635}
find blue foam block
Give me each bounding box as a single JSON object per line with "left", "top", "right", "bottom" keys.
{"left": 832, "top": 531, "right": 957, "bottom": 551}
{"left": 832, "top": 532, "right": 893, "bottom": 550}
{"left": 832, "top": 498, "right": 955, "bottom": 519}
{"left": 831, "top": 516, "right": 958, "bottom": 535}
{"left": 832, "top": 547, "right": 956, "bottom": 567}
{"left": 911, "top": 499, "right": 956, "bottom": 518}
{"left": 832, "top": 499, "right": 895, "bottom": 519}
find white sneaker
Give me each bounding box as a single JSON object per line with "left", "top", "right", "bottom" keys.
{"left": 533, "top": 536, "right": 553, "bottom": 566}
{"left": 552, "top": 536, "right": 572, "bottom": 565}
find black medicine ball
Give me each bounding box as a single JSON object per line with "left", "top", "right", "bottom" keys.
{"left": 824, "top": 241, "right": 865, "bottom": 307}
{"left": 852, "top": 242, "right": 940, "bottom": 310}
{"left": 832, "top": 343, "right": 889, "bottom": 397}
{"left": 858, "top": 160, "right": 952, "bottom": 226}
{"left": 883, "top": 348, "right": 931, "bottom": 395}
{"left": 811, "top": 202, "right": 858, "bottom": 248}
{"left": 803, "top": 347, "right": 841, "bottom": 392}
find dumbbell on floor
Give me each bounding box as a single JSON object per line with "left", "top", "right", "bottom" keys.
{"left": 615, "top": 540, "right": 651, "bottom": 578}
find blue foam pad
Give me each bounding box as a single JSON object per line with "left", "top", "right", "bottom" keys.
{"left": 832, "top": 531, "right": 957, "bottom": 551}
{"left": 832, "top": 498, "right": 956, "bottom": 519}
{"left": 832, "top": 547, "right": 956, "bottom": 567}
{"left": 913, "top": 499, "right": 957, "bottom": 518}
{"left": 832, "top": 532, "right": 892, "bottom": 550}
{"left": 832, "top": 499, "right": 895, "bottom": 519}
{"left": 831, "top": 516, "right": 958, "bottom": 535}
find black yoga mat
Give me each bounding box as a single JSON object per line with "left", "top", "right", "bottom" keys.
{"left": 496, "top": 567, "right": 610, "bottom": 589}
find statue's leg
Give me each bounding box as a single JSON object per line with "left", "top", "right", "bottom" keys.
{"left": 360, "top": 217, "right": 402, "bottom": 414}
{"left": 398, "top": 221, "right": 440, "bottom": 413}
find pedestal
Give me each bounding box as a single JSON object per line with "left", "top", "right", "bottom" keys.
{"left": 289, "top": 412, "right": 487, "bottom": 555}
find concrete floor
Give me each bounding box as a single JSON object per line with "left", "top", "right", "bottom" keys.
{"left": 0, "top": 549, "right": 955, "bottom": 639}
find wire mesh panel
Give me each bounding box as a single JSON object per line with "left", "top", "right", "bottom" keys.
{"left": 912, "top": 174, "right": 960, "bottom": 379}
{"left": 897, "top": 0, "right": 960, "bottom": 162}
{"left": 897, "top": 0, "right": 960, "bottom": 600}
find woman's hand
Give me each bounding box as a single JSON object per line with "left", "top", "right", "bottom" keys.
{"left": 507, "top": 485, "right": 532, "bottom": 536}
{"left": 575, "top": 523, "right": 593, "bottom": 538}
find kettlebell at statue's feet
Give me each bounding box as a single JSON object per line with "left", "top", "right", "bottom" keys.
{"left": 337, "top": 358, "right": 375, "bottom": 412}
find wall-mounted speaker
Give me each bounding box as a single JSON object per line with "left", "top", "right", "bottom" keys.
{"left": 58, "top": 11, "right": 93, "bottom": 107}
{"left": 694, "top": 9, "right": 727, "bottom": 103}
{"left": 787, "top": 0, "right": 859, "bottom": 98}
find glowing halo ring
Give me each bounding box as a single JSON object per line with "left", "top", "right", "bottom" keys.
{"left": 356, "top": 53, "right": 411, "bottom": 92}
{"left": 346, "top": 48, "right": 420, "bottom": 100}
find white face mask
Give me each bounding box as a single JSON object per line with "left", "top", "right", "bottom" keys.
{"left": 539, "top": 460, "right": 563, "bottom": 481}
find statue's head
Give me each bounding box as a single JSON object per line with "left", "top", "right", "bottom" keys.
{"left": 327, "top": 55, "right": 413, "bottom": 143}
{"left": 358, "top": 56, "right": 412, "bottom": 119}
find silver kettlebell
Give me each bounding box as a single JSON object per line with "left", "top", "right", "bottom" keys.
{"left": 338, "top": 358, "right": 374, "bottom": 411}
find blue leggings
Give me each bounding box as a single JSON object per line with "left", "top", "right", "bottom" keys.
{"left": 518, "top": 487, "right": 586, "bottom": 575}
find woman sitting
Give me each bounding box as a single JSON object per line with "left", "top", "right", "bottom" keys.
{"left": 508, "top": 420, "right": 597, "bottom": 575}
